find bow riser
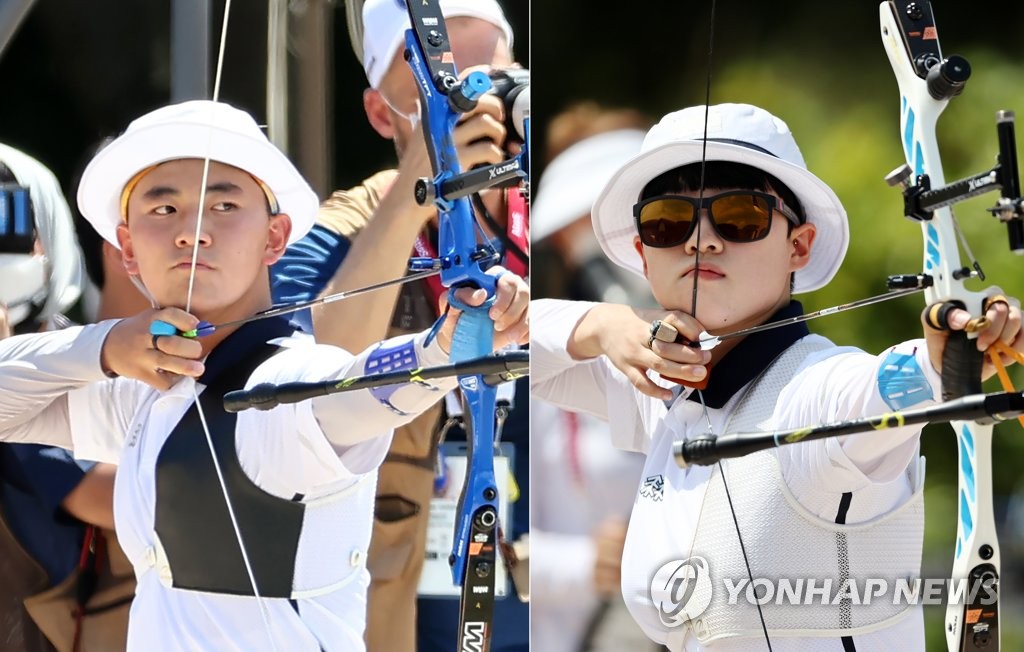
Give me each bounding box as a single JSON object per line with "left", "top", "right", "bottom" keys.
{"left": 402, "top": 24, "right": 497, "bottom": 297}
{"left": 402, "top": 3, "right": 511, "bottom": 650}
{"left": 880, "top": 3, "right": 1000, "bottom": 650}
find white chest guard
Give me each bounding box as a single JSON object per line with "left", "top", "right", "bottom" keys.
{"left": 684, "top": 339, "right": 925, "bottom": 644}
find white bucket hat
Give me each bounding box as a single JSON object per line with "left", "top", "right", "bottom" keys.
{"left": 532, "top": 129, "right": 646, "bottom": 241}
{"left": 361, "top": 0, "right": 514, "bottom": 89}
{"left": 592, "top": 103, "right": 849, "bottom": 294}
{"left": 78, "top": 100, "right": 318, "bottom": 249}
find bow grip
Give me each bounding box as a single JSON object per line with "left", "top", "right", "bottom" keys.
{"left": 925, "top": 301, "right": 984, "bottom": 400}
{"left": 447, "top": 284, "right": 497, "bottom": 362}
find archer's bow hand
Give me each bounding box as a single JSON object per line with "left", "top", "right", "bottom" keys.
{"left": 566, "top": 304, "right": 711, "bottom": 401}
{"left": 922, "top": 291, "right": 1024, "bottom": 380}
{"left": 101, "top": 307, "right": 205, "bottom": 390}
{"left": 437, "top": 267, "right": 529, "bottom": 354}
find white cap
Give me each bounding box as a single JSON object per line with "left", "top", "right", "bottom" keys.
{"left": 532, "top": 129, "right": 645, "bottom": 241}
{"left": 0, "top": 143, "right": 85, "bottom": 325}
{"left": 78, "top": 100, "right": 318, "bottom": 249}
{"left": 361, "top": 0, "right": 514, "bottom": 89}
{"left": 592, "top": 103, "right": 849, "bottom": 294}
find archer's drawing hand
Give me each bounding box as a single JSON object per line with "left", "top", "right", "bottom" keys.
{"left": 101, "top": 308, "right": 205, "bottom": 391}
{"left": 568, "top": 304, "right": 711, "bottom": 401}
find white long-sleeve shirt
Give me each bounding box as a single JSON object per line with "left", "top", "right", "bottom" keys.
{"left": 0, "top": 319, "right": 457, "bottom": 651}
{"left": 531, "top": 298, "right": 942, "bottom": 652}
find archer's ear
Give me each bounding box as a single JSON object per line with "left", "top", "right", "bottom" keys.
{"left": 789, "top": 223, "right": 817, "bottom": 272}
{"left": 116, "top": 224, "right": 140, "bottom": 275}
{"left": 263, "top": 213, "right": 292, "bottom": 266}
{"left": 101, "top": 240, "right": 128, "bottom": 280}
{"left": 633, "top": 236, "right": 651, "bottom": 279}
{"left": 364, "top": 88, "right": 396, "bottom": 140}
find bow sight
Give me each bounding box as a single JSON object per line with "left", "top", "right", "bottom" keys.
{"left": 883, "top": 0, "right": 1023, "bottom": 278}
{"left": 885, "top": 109, "right": 1023, "bottom": 260}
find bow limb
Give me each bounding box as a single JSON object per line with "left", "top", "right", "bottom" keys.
{"left": 880, "top": 3, "right": 1002, "bottom": 650}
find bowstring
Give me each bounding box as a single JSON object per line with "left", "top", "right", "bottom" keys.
{"left": 689, "top": 1, "right": 773, "bottom": 649}
{"left": 183, "top": 1, "right": 280, "bottom": 649}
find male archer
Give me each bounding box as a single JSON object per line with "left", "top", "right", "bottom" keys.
{"left": 0, "top": 99, "right": 528, "bottom": 651}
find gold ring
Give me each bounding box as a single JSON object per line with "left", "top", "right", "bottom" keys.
{"left": 647, "top": 320, "right": 678, "bottom": 348}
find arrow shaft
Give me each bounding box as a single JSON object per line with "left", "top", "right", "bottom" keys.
{"left": 675, "top": 391, "right": 1024, "bottom": 468}
{"left": 698, "top": 286, "right": 925, "bottom": 349}
{"left": 203, "top": 268, "right": 442, "bottom": 333}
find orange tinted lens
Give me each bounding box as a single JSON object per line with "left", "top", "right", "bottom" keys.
{"left": 710, "top": 194, "right": 772, "bottom": 241}
{"left": 638, "top": 199, "right": 696, "bottom": 246}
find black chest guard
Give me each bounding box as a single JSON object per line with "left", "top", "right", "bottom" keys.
{"left": 153, "top": 317, "right": 304, "bottom": 597}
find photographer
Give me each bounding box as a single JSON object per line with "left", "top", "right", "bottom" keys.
{"left": 270, "top": 1, "right": 528, "bottom": 650}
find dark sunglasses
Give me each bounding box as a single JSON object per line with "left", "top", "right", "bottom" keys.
{"left": 633, "top": 190, "right": 802, "bottom": 248}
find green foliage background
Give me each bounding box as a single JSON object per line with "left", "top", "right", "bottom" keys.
{"left": 533, "top": 2, "right": 1024, "bottom": 648}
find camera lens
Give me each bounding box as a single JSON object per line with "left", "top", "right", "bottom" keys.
{"left": 488, "top": 69, "right": 530, "bottom": 143}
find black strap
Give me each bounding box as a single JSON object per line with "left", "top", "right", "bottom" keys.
{"left": 836, "top": 492, "right": 856, "bottom": 651}
{"left": 835, "top": 492, "right": 853, "bottom": 525}
{"left": 155, "top": 321, "right": 305, "bottom": 597}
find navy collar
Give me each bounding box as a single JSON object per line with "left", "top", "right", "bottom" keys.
{"left": 197, "top": 315, "right": 295, "bottom": 387}
{"left": 685, "top": 300, "right": 809, "bottom": 409}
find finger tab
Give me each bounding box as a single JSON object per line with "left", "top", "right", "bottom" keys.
{"left": 150, "top": 320, "right": 179, "bottom": 337}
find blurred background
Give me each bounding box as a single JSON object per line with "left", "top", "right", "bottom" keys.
{"left": 0, "top": 0, "right": 528, "bottom": 198}
{"left": 2, "top": 0, "right": 1022, "bottom": 648}
{"left": 533, "top": 1, "right": 1024, "bottom": 649}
